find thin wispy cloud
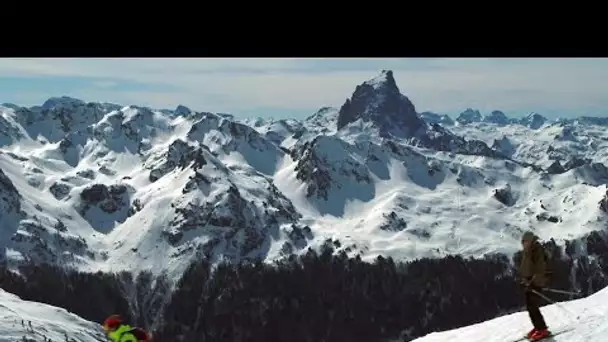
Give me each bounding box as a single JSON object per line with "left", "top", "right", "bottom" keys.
{"left": 0, "top": 58, "right": 606, "bottom": 119}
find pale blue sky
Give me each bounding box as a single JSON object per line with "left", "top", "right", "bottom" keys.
{"left": 0, "top": 58, "right": 606, "bottom": 119}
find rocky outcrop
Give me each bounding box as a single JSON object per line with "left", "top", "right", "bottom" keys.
{"left": 520, "top": 112, "right": 547, "bottom": 129}
{"left": 547, "top": 160, "right": 566, "bottom": 174}
{"left": 493, "top": 184, "right": 515, "bottom": 206}
{"left": 379, "top": 211, "right": 407, "bottom": 232}
{"left": 600, "top": 190, "right": 608, "bottom": 213}
{"left": 456, "top": 108, "right": 482, "bottom": 125}
{"left": 76, "top": 169, "right": 96, "bottom": 180}
{"left": 79, "top": 183, "right": 132, "bottom": 214}
{"left": 0, "top": 168, "right": 21, "bottom": 216}
{"left": 163, "top": 169, "right": 306, "bottom": 259}
{"left": 293, "top": 136, "right": 371, "bottom": 200}
{"left": 536, "top": 212, "right": 561, "bottom": 223}
{"left": 483, "top": 110, "right": 510, "bottom": 125}
{"left": 49, "top": 182, "right": 72, "bottom": 200}
{"left": 147, "top": 139, "right": 207, "bottom": 182}
{"left": 491, "top": 136, "right": 516, "bottom": 156}
{"left": 0, "top": 115, "right": 25, "bottom": 147}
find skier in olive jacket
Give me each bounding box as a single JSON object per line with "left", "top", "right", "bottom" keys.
{"left": 519, "top": 231, "right": 551, "bottom": 341}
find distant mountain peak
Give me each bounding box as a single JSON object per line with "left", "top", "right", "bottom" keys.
{"left": 520, "top": 112, "right": 547, "bottom": 129}
{"left": 456, "top": 108, "right": 482, "bottom": 124}
{"left": 482, "top": 110, "right": 510, "bottom": 125}
{"left": 174, "top": 105, "right": 192, "bottom": 116}
{"left": 336, "top": 70, "right": 423, "bottom": 137}
{"left": 41, "top": 96, "right": 85, "bottom": 110}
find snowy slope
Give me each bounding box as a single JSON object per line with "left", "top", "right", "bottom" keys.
{"left": 0, "top": 70, "right": 607, "bottom": 282}
{"left": 449, "top": 121, "right": 608, "bottom": 170}
{"left": 0, "top": 106, "right": 311, "bottom": 280}
{"left": 411, "top": 285, "right": 608, "bottom": 342}
{"left": 0, "top": 288, "right": 105, "bottom": 342}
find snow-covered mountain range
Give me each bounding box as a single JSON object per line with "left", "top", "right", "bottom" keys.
{"left": 1, "top": 69, "right": 607, "bottom": 283}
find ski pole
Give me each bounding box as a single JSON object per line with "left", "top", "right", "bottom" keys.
{"left": 542, "top": 288, "right": 583, "bottom": 297}
{"left": 530, "top": 289, "right": 581, "bottom": 320}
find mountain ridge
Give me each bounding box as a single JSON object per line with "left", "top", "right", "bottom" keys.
{"left": 0, "top": 70, "right": 606, "bottom": 285}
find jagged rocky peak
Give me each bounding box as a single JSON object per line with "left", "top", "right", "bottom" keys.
{"left": 336, "top": 70, "right": 425, "bottom": 137}
{"left": 146, "top": 139, "right": 207, "bottom": 182}
{"left": 174, "top": 104, "right": 192, "bottom": 116}
{"left": 456, "top": 108, "right": 482, "bottom": 124}
{"left": 520, "top": 112, "right": 547, "bottom": 129}
{"left": 483, "top": 110, "right": 510, "bottom": 125}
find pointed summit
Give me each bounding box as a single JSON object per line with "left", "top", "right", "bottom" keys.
{"left": 175, "top": 104, "right": 192, "bottom": 116}
{"left": 520, "top": 112, "right": 547, "bottom": 129}
{"left": 336, "top": 70, "right": 425, "bottom": 138}
{"left": 364, "top": 69, "right": 398, "bottom": 92}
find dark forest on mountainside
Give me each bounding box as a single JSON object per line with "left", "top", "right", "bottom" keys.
{"left": 1, "top": 231, "right": 607, "bottom": 342}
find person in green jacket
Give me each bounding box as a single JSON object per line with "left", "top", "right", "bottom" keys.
{"left": 518, "top": 231, "right": 551, "bottom": 341}
{"left": 103, "top": 315, "right": 150, "bottom": 342}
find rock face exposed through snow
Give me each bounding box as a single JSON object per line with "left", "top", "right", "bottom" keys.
{"left": 0, "top": 167, "right": 21, "bottom": 214}
{"left": 520, "top": 112, "right": 547, "bottom": 129}
{"left": 456, "top": 108, "right": 482, "bottom": 125}
{"left": 334, "top": 71, "right": 503, "bottom": 159}
{"left": 337, "top": 70, "right": 426, "bottom": 138}
{"left": 483, "top": 110, "right": 511, "bottom": 125}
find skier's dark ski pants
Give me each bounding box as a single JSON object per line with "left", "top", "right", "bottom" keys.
{"left": 525, "top": 287, "right": 547, "bottom": 330}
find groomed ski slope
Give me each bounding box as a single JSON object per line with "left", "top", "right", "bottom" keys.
{"left": 0, "top": 289, "right": 105, "bottom": 342}
{"left": 412, "top": 286, "right": 608, "bottom": 342}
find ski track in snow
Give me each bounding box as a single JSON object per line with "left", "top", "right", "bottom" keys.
{"left": 411, "top": 286, "right": 608, "bottom": 342}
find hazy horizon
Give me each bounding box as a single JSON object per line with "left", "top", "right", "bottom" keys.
{"left": 0, "top": 58, "right": 606, "bottom": 120}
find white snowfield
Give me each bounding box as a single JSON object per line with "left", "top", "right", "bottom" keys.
{"left": 0, "top": 289, "right": 106, "bottom": 342}
{"left": 412, "top": 286, "right": 608, "bottom": 342}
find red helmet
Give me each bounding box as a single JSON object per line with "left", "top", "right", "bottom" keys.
{"left": 103, "top": 315, "right": 122, "bottom": 331}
